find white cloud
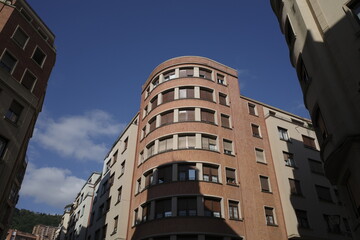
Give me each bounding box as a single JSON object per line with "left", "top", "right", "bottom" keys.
{"left": 34, "top": 110, "right": 125, "bottom": 161}
{"left": 20, "top": 163, "right": 86, "bottom": 208}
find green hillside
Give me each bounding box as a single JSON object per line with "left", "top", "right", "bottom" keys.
{"left": 10, "top": 208, "right": 61, "bottom": 233}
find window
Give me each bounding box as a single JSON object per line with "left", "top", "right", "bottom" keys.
{"left": 200, "top": 88, "right": 213, "bottom": 101}
{"left": 255, "top": 148, "right": 265, "bottom": 163}
{"left": 134, "top": 208, "right": 139, "bottom": 225}
{"left": 179, "top": 67, "right": 194, "bottom": 77}
{"left": 155, "top": 198, "right": 172, "bottom": 218}
{"left": 158, "top": 136, "right": 173, "bottom": 153}
{"left": 248, "top": 103, "right": 257, "bottom": 116}
{"left": 285, "top": 18, "right": 296, "bottom": 49}
{"left": 178, "top": 236, "right": 198, "bottom": 240}
{"left": 106, "top": 197, "right": 111, "bottom": 211}
{"left": 265, "top": 207, "right": 276, "bottom": 225}
{"left": 143, "top": 105, "right": 148, "bottom": 117}
{"left": 101, "top": 224, "right": 107, "bottom": 240}
{"left": 147, "top": 143, "right": 155, "bottom": 157}
{"left": 32, "top": 47, "right": 46, "bottom": 67}
{"left": 199, "top": 68, "right": 212, "bottom": 79}
{"left": 219, "top": 93, "right": 227, "bottom": 105}
{"left": 144, "top": 171, "right": 154, "bottom": 188}
{"left": 163, "top": 70, "right": 175, "bottom": 81}
{"left": 223, "top": 139, "right": 233, "bottom": 155}
{"left": 98, "top": 204, "right": 104, "bottom": 219}
{"left": 105, "top": 160, "right": 111, "bottom": 173}
{"left": 204, "top": 197, "right": 221, "bottom": 217}
{"left": 152, "top": 77, "right": 159, "bottom": 88}
{"left": 178, "top": 164, "right": 197, "bottom": 181}
{"left": 201, "top": 109, "right": 215, "bottom": 124}
{"left": 278, "top": 127, "right": 290, "bottom": 141}
{"left": 5, "top": 100, "right": 23, "bottom": 123}
{"left": 123, "top": 137, "right": 128, "bottom": 151}
{"left": 157, "top": 165, "right": 172, "bottom": 184}
{"left": 221, "top": 114, "right": 230, "bottom": 128}
{"left": 298, "top": 57, "right": 311, "bottom": 85}
{"left": 289, "top": 179, "right": 302, "bottom": 196}
{"left": 229, "top": 201, "right": 239, "bottom": 220}
{"left": 112, "top": 151, "right": 118, "bottom": 165}
{"left": 283, "top": 151, "right": 296, "bottom": 167}
{"left": 226, "top": 168, "right": 236, "bottom": 184}
{"left": 179, "top": 87, "right": 194, "bottom": 99}
{"left": 291, "top": 118, "right": 304, "bottom": 126}
{"left": 295, "top": 210, "right": 310, "bottom": 229}
{"left": 109, "top": 173, "right": 114, "bottom": 187}
{"left": 178, "top": 108, "right": 195, "bottom": 122}
{"left": 142, "top": 203, "right": 150, "bottom": 222}
{"left": 137, "top": 178, "right": 142, "bottom": 193}
{"left": 324, "top": 215, "right": 341, "bottom": 233}
{"left": 0, "top": 136, "right": 8, "bottom": 159}
{"left": 113, "top": 216, "right": 118, "bottom": 233}
{"left": 151, "top": 96, "right": 158, "bottom": 110}
{"left": 162, "top": 89, "right": 174, "bottom": 104}
{"left": 350, "top": 1, "right": 360, "bottom": 21}
{"left": 315, "top": 185, "right": 332, "bottom": 202}
{"left": 12, "top": 27, "right": 29, "bottom": 48}
{"left": 178, "top": 197, "right": 197, "bottom": 216}
{"left": 178, "top": 134, "right": 196, "bottom": 149}
{"left": 260, "top": 176, "right": 270, "bottom": 192}
{"left": 20, "top": 9, "right": 32, "bottom": 22}
{"left": 117, "top": 187, "right": 122, "bottom": 202}
{"left": 121, "top": 161, "right": 125, "bottom": 175}
{"left": 302, "top": 135, "right": 316, "bottom": 149}
{"left": 149, "top": 117, "right": 156, "bottom": 132}
{"left": 217, "top": 74, "right": 225, "bottom": 85}
{"left": 0, "top": 51, "right": 17, "bottom": 73}
{"left": 203, "top": 164, "right": 218, "bottom": 183}
{"left": 315, "top": 109, "right": 328, "bottom": 140}
{"left": 308, "top": 159, "right": 324, "bottom": 175}
{"left": 102, "top": 180, "right": 108, "bottom": 195}
{"left": 202, "top": 135, "right": 217, "bottom": 151}
{"left": 139, "top": 151, "right": 144, "bottom": 164}
{"left": 161, "top": 111, "right": 174, "bottom": 125}
{"left": 251, "top": 124, "right": 261, "bottom": 138}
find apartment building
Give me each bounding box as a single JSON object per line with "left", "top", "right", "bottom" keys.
{"left": 270, "top": 1, "right": 360, "bottom": 237}
{"left": 0, "top": 0, "right": 56, "bottom": 238}
{"left": 32, "top": 225, "right": 58, "bottom": 240}
{"left": 6, "top": 229, "right": 37, "bottom": 240}
{"left": 66, "top": 173, "right": 101, "bottom": 240}
{"left": 57, "top": 205, "right": 71, "bottom": 240}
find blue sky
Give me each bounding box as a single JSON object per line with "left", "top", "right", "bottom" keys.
{"left": 17, "top": 0, "right": 308, "bottom": 214}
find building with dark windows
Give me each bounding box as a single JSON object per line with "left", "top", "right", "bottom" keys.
{"left": 270, "top": 1, "right": 360, "bottom": 238}
{"left": 0, "top": 0, "right": 56, "bottom": 238}
{"left": 60, "top": 56, "right": 353, "bottom": 240}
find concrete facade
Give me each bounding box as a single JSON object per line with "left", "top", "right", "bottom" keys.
{"left": 270, "top": 0, "right": 360, "bottom": 238}
{"left": 32, "top": 225, "right": 58, "bottom": 240}
{"left": 6, "top": 229, "right": 37, "bottom": 240}
{"left": 0, "top": 0, "right": 56, "bottom": 238}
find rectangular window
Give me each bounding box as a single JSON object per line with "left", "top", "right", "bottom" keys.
{"left": 162, "top": 89, "right": 174, "bottom": 104}
{"left": 285, "top": 18, "right": 296, "bottom": 49}
{"left": 158, "top": 165, "right": 172, "bottom": 184}
{"left": 152, "top": 77, "right": 159, "bottom": 88}
{"left": 0, "top": 136, "right": 8, "bottom": 159}
{"left": 203, "top": 164, "right": 218, "bottom": 183}
{"left": 112, "top": 150, "right": 118, "bottom": 165}
{"left": 158, "top": 136, "right": 173, "bottom": 153}
{"left": 229, "top": 201, "right": 239, "bottom": 220}
{"left": 161, "top": 111, "right": 174, "bottom": 125}
{"left": 324, "top": 215, "right": 341, "bottom": 233}
{"left": 219, "top": 93, "right": 227, "bottom": 105}
{"left": 121, "top": 161, "right": 125, "bottom": 175}
{"left": 32, "top": 47, "right": 46, "bottom": 67}
{"left": 134, "top": 208, "right": 139, "bottom": 225}
{"left": 289, "top": 179, "right": 302, "bottom": 196}
{"left": 217, "top": 74, "right": 225, "bottom": 85}
{"left": 283, "top": 151, "right": 296, "bottom": 167}
{"left": 308, "top": 159, "right": 324, "bottom": 175}
{"left": 179, "top": 67, "right": 194, "bottom": 77}
{"left": 163, "top": 70, "right": 175, "bottom": 81}
{"left": 199, "top": 68, "right": 212, "bottom": 79}
{"left": 106, "top": 197, "right": 111, "bottom": 211}
{"left": 204, "top": 198, "right": 221, "bottom": 217}
{"left": 316, "top": 109, "right": 328, "bottom": 140}
{"left": 295, "top": 210, "right": 310, "bottom": 229}
{"left": 179, "top": 87, "right": 194, "bottom": 99}
{"left": 145, "top": 171, "right": 154, "bottom": 188}
{"left": 221, "top": 114, "right": 230, "bottom": 128}
{"left": 149, "top": 117, "right": 156, "bottom": 132}
{"left": 155, "top": 198, "right": 172, "bottom": 218}
{"left": 260, "top": 176, "right": 270, "bottom": 192}
{"left": 12, "top": 27, "right": 29, "bottom": 48}
{"left": 223, "top": 139, "right": 233, "bottom": 155}
{"left": 117, "top": 187, "right": 122, "bottom": 202}
{"left": 124, "top": 137, "right": 128, "bottom": 151}
{"left": 113, "top": 216, "right": 118, "bottom": 233}
{"left": 178, "top": 197, "right": 197, "bottom": 216}
{"left": 178, "top": 108, "right": 195, "bottom": 122}
{"left": 151, "top": 96, "right": 158, "bottom": 110}
{"left": 201, "top": 109, "right": 215, "bottom": 124}
{"left": 178, "top": 134, "right": 196, "bottom": 149}
{"left": 147, "top": 143, "right": 155, "bottom": 157}
{"left": 0, "top": 51, "right": 17, "bottom": 73}
{"left": 302, "top": 135, "right": 316, "bottom": 149}
{"left": 350, "top": 1, "right": 360, "bottom": 21}
{"left": 226, "top": 168, "right": 236, "bottom": 184}
{"left": 200, "top": 88, "right": 213, "bottom": 101}
{"left": 5, "top": 100, "right": 23, "bottom": 123}
{"left": 142, "top": 203, "right": 150, "bottom": 222}
{"left": 255, "top": 148, "right": 265, "bottom": 163}
{"left": 265, "top": 207, "right": 276, "bottom": 225}
{"left": 202, "top": 135, "right": 217, "bottom": 151}
{"left": 248, "top": 103, "right": 257, "bottom": 115}
{"left": 178, "top": 164, "right": 197, "bottom": 181}
{"left": 315, "top": 185, "right": 332, "bottom": 202}
{"left": 20, "top": 9, "right": 32, "bottom": 22}
{"left": 278, "top": 127, "right": 290, "bottom": 141}
{"left": 137, "top": 178, "right": 142, "bottom": 193}
{"left": 251, "top": 124, "right": 261, "bottom": 138}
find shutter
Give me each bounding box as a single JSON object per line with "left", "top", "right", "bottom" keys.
{"left": 219, "top": 94, "right": 226, "bottom": 105}
{"left": 252, "top": 125, "right": 259, "bottom": 136}
{"left": 188, "top": 109, "right": 195, "bottom": 121}
{"left": 226, "top": 169, "right": 235, "bottom": 179}
{"left": 166, "top": 138, "right": 173, "bottom": 150}
{"left": 203, "top": 166, "right": 210, "bottom": 175}
{"left": 159, "top": 139, "right": 166, "bottom": 152}
{"left": 260, "top": 177, "right": 270, "bottom": 191}
{"left": 178, "top": 136, "right": 186, "bottom": 149}
{"left": 223, "top": 140, "right": 232, "bottom": 152}
{"left": 187, "top": 88, "right": 194, "bottom": 98}
{"left": 188, "top": 135, "right": 195, "bottom": 148}
{"left": 256, "top": 149, "right": 264, "bottom": 162}
{"left": 179, "top": 69, "right": 187, "bottom": 77}
{"left": 213, "top": 199, "right": 221, "bottom": 212}
{"left": 221, "top": 115, "right": 229, "bottom": 128}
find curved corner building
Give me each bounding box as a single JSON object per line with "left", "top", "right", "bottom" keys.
{"left": 127, "top": 56, "right": 287, "bottom": 240}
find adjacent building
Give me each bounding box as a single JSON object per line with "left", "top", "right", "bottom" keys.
{"left": 270, "top": 0, "right": 360, "bottom": 237}
{"left": 32, "top": 225, "right": 58, "bottom": 240}
{"left": 6, "top": 229, "right": 37, "bottom": 240}
{"left": 0, "top": 0, "right": 56, "bottom": 238}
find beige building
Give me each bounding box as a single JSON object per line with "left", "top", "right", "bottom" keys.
{"left": 270, "top": 0, "right": 360, "bottom": 238}
{"left": 6, "top": 229, "right": 37, "bottom": 240}
{"left": 56, "top": 205, "right": 71, "bottom": 240}
{"left": 0, "top": 0, "right": 56, "bottom": 238}
{"left": 32, "top": 225, "right": 58, "bottom": 240}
